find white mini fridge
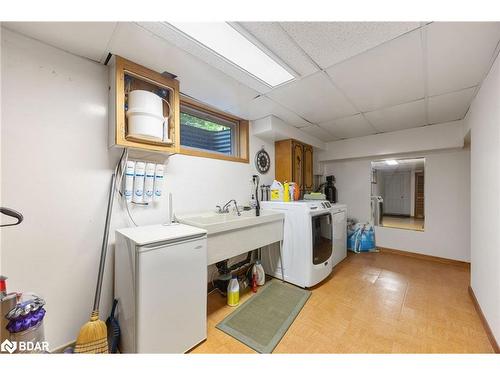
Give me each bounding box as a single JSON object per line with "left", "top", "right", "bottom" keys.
{"left": 114, "top": 224, "right": 207, "bottom": 353}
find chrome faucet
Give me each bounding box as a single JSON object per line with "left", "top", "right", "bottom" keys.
{"left": 216, "top": 199, "right": 241, "bottom": 216}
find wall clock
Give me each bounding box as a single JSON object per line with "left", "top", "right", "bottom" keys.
{"left": 255, "top": 148, "right": 271, "bottom": 174}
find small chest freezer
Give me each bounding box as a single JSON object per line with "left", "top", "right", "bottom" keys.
{"left": 115, "top": 223, "right": 207, "bottom": 353}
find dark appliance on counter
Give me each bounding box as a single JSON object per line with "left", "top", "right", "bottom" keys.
{"left": 325, "top": 175, "right": 337, "bottom": 203}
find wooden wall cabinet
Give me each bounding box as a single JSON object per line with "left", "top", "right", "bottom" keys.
{"left": 108, "top": 55, "right": 180, "bottom": 154}
{"left": 275, "top": 139, "right": 314, "bottom": 196}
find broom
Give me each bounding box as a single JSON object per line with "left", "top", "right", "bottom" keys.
{"left": 75, "top": 173, "right": 117, "bottom": 353}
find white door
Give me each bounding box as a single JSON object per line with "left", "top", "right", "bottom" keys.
{"left": 384, "top": 171, "right": 411, "bottom": 215}
{"left": 136, "top": 237, "right": 207, "bottom": 353}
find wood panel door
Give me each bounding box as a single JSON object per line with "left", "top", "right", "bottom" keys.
{"left": 415, "top": 172, "right": 425, "bottom": 218}
{"left": 292, "top": 141, "right": 303, "bottom": 189}
{"left": 303, "top": 144, "right": 313, "bottom": 192}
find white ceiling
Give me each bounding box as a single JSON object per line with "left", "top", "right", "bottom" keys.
{"left": 279, "top": 22, "right": 422, "bottom": 69}
{"left": 3, "top": 21, "right": 500, "bottom": 143}
{"left": 372, "top": 157, "right": 425, "bottom": 171}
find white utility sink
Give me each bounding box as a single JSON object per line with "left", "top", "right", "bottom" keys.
{"left": 177, "top": 209, "right": 284, "bottom": 265}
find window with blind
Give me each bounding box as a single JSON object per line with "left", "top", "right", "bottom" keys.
{"left": 179, "top": 99, "right": 249, "bottom": 163}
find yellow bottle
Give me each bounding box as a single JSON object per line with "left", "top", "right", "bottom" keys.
{"left": 283, "top": 182, "right": 290, "bottom": 202}
{"left": 227, "top": 276, "right": 240, "bottom": 307}
{"left": 270, "top": 180, "right": 284, "bottom": 201}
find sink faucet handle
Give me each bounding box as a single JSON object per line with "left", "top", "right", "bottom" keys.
{"left": 232, "top": 201, "right": 241, "bottom": 216}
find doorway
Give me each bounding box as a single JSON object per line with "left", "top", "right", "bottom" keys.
{"left": 384, "top": 171, "right": 411, "bottom": 216}
{"left": 371, "top": 157, "right": 425, "bottom": 231}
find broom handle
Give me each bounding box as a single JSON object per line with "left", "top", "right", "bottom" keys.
{"left": 93, "top": 173, "right": 117, "bottom": 311}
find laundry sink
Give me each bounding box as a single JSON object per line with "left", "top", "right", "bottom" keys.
{"left": 177, "top": 209, "right": 284, "bottom": 265}
{"left": 177, "top": 209, "right": 283, "bottom": 234}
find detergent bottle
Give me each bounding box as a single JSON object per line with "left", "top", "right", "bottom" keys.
{"left": 227, "top": 275, "right": 240, "bottom": 307}
{"left": 270, "top": 180, "right": 284, "bottom": 201}
{"left": 283, "top": 182, "right": 290, "bottom": 202}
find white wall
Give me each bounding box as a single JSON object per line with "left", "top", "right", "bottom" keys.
{"left": 319, "top": 120, "right": 464, "bottom": 162}
{"left": 0, "top": 29, "right": 275, "bottom": 349}
{"left": 464, "top": 51, "right": 500, "bottom": 343}
{"left": 252, "top": 115, "right": 326, "bottom": 149}
{"left": 324, "top": 149, "right": 471, "bottom": 262}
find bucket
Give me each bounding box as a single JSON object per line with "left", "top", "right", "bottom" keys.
{"left": 127, "top": 90, "right": 167, "bottom": 141}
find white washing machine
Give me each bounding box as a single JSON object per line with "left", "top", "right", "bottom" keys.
{"left": 260, "top": 201, "right": 347, "bottom": 288}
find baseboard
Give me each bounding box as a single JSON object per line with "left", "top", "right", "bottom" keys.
{"left": 378, "top": 247, "right": 470, "bottom": 268}
{"left": 468, "top": 286, "right": 500, "bottom": 353}
{"left": 50, "top": 340, "right": 75, "bottom": 353}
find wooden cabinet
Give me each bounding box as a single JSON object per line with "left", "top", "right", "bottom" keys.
{"left": 303, "top": 144, "right": 314, "bottom": 191}
{"left": 108, "top": 55, "right": 180, "bottom": 154}
{"left": 292, "top": 141, "right": 303, "bottom": 188}
{"left": 275, "top": 139, "right": 314, "bottom": 196}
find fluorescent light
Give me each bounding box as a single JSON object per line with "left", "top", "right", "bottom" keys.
{"left": 385, "top": 160, "right": 398, "bottom": 166}
{"left": 168, "top": 22, "right": 295, "bottom": 87}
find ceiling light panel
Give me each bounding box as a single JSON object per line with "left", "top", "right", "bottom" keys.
{"left": 236, "top": 22, "right": 319, "bottom": 76}
{"left": 168, "top": 22, "right": 295, "bottom": 87}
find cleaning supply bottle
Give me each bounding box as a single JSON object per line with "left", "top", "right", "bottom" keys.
{"left": 250, "top": 193, "right": 257, "bottom": 209}
{"left": 270, "top": 180, "right": 284, "bottom": 201}
{"left": 254, "top": 260, "right": 266, "bottom": 286}
{"left": 227, "top": 275, "right": 240, "bottom": 307}
{"left": 289, "top": 183, "right": 295, "bottom": 201}
{"left": 283, "top": 182, "right": 290, "bottom": 202}
{"left": 251, "top": 268, "right": 257, "bottom": 293}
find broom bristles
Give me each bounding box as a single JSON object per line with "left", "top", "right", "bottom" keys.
{"left": 74, "top": 311, "right": 109, "bottom": 354}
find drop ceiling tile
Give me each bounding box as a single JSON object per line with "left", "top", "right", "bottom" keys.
{"left": 300, "top": 125, "right": 339, "bottom": 142}
{"left": 364, "top": 99, "right": 427, "bottom": 132}
{"left": 326, "top": 30, "right": 425, "bottom": 112}
{"left": 266, "top": 71, "right": 358, "bottom": 123}
{"left": 281, "top": 22, "right": 421, "bottom": 69}
{"left": 236, "top": 22, "right": 318, "bottom": 76}
{"left": 109, "top": 23, "right": 259, "bottom": 114}
{"left": 319, "top": 114, "right": 377, "bottom": 139}
{"left": 426, "top": 22, "right": 500, "bottom": 96}
{"left": 428, "top": 87, "right": 476, "bottom": 124}
{"left": 3, "top": 22, "right": 117, "bottom": 62}
{"left": 226, "top": 95, "right": 311, "bottom": 128}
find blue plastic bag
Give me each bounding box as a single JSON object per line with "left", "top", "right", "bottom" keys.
{"left": 348, "top": 223, "right": 377, "bottom": 253}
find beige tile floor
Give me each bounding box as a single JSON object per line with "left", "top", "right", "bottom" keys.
{"left": 191, "top": 251, "right": 494, "bottom": 354}
{"left": 382, "top": 216, "right": 425, "bottom": 231}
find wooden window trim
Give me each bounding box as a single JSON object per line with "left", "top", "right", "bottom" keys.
{"left": 179, "top": 96, "right": 249, "bottom": 163}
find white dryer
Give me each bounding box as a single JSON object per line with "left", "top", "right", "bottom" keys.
{"left": 260, "top": 201, "right": 347, "bottom": 288}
